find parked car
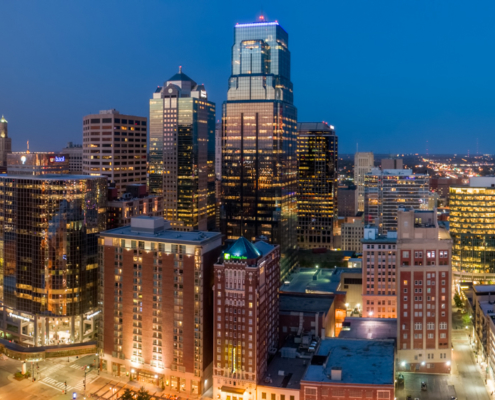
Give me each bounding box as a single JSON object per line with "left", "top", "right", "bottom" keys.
{"left": 421, "top": 381, "right": 427, "bottom": 391}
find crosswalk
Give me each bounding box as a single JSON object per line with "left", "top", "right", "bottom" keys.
{"left": 37, "top": 362, "right": 101, "bottom": 394}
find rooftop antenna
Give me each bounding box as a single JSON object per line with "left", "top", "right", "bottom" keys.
{"left": 27, "top": 140, "right": 30, "bottom": 154}
{"left": 356, "top": 143, "right": 359, "bottom": 153}
{"left": 179, "top": 65, "right": 182, "bottom": 73}
{"left": 426, "top": 140, "right": 428, "bottom": 156}
{"left": 477, "top": 138, "right": 479, "bottom": 156}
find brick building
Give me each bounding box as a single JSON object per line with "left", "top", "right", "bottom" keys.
{"left": 99, "top": 216, "right": 222, "bottom": 394}
{"left": 300, "top": 338, "right": 395, "bottom": 400}
{"left": 362, "top": 227, "right": 398, "bottom": 319}
{"left": 213, "top": 237, "right": 280, "bottom": 400}
{"left": 396, "top": 208, "right": 452, "bottom": 373}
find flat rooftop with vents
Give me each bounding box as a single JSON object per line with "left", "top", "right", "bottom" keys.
{"left": 302, "top": 338, "right": 395, "bottom": 385}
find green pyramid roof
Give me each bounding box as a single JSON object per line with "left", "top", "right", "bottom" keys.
{"left": 225, "top": 237, "right": 261, "bottom": 260}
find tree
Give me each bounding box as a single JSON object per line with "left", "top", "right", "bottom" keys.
{"left": 454, "top": 293, "right": 464, "bottom": 308}
{"left": 120, "top": 389, "right": 134, "bottom": 400}
{"left": 136, "top": 387, "right": 151, "bottom": 400}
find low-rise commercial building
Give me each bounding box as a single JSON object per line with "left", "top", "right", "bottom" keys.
{"left": 99, "top": 217, "right": 222, "bottom": 394}
{"left": 471, "top": 285, "right": 495, "bottom": 375}
{"left": 300, "top": 338, "right": 395, "bottom": 400}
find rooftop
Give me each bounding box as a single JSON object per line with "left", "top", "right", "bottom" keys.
{"left": 473, "top": 285, "right": 495, "bottom": 295}
{"left": 100, "top": 216, "right": 221, "bottom": 245}
{"left": 338, "top": 317, "right": 397, "bottom": 340}
{"left": 298, "top": 122, "right": 334, "bottom": 133}
{"left": 302, "top": 338, "right": 395, "bottom": 385}
{"left": 280, "top": 267, "right": 361, "bottom": 294}
{"left": 0, "top": 174, "right": 105, "bottom": 181}
{"left": 280, "top": 293, "right": 334, "bottom": 314}
{"left": 225, "top": 237, "right": 262, "bottom": 260}
{"left": 262, "top": 348, "right": 308, "bottom": 390}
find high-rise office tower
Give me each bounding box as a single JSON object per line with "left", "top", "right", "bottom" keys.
{"left": 221, "top": 19, "right": 298, "bottom": 281}
{"left": 396, "top": 208, "right": 452, "bottom": 374}
{"left": 0, "top": 116, "right": 12, "bottom": 173}
{"left": 150, "top": 69, "right": 216, "bottom": 231}
{"left": 213, "top": 237, "right": 280, "bottom": 399}
{"left": 100, "top": 217, "right": 221, "bottom": 393}
{"left": 354, "top": 152, "right": 374, "bottom": 213}
{"left": 364, "top": 168, "right": 430, "bottom": 234}
{"left": 450, "top": 177, "right": 495, "bottom": 282}
{"left": 82, "top": 109, "right": 147, "bottom": 195}
{"left": 297, "top": 122, "right": 338, "bottom": 250}
{"left": 0, "top": 175, "right": 106, "bottom": 347}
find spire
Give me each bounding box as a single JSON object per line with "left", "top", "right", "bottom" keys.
{"left": 0, "top": 115, "right": 7, "bottom": 123}
{"left": 179, "top": 65, "right": 182, "bottom": 74}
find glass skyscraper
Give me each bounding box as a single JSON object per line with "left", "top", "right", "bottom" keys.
{"left": 0, "top": 175, "right": 107, "bottom": 346}
{"left": 221, "top": 20, "right": 298, "bottom": 280}
{"left": 149, "top": 69, "right": 216, "bottom": 231}
{"left": 297, "top": 122, "right": 338, "bottom": 250}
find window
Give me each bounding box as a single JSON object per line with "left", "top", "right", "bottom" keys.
{"left": 402, "top": 251, "right": 410, "bottom": 258}
{"left": 414, "top": 323, "right": 422, "bottom": 330}
{"left": 377, "top": 391, "right": 390, "bottom": 399}
{"left": 428, "top": 333, "right": 434, "bottom": 339}
{"left": 427, "top": 322, "right": 434, "bottom": 330}
{"left": 304, "top": 387, "right": 317, "bottom": 400}
{"left": 262, "top": 394, "right": 267, "bottom": 400}
{"left": 440, "top": 322, "right": 447, "bottom": 330}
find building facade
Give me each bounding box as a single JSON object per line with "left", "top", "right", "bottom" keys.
{"left": 338, "top": 185, "right": 356, "bottom": 217}
{"left": 107, "top": 185, "right": 164, "bottom": 230}
{"left": 396, "top": 209, "right": 452, "bottom": 374}
{"left": 341, "top": 219, "right": 364, "bottom": 253}
{"left": 364, "top": 168, "right": 430, "bottom": 234}
{"left": 62, "top": 142, "right": 83, "bottom": 173}
{"left": 213, "top": 237, "right": 280, "bottom": 400}
{"left": 0, "top": 175, "right": 107, "bottom": 347}
{"left": 149, "top": 69, "right": 216, "bottom": 231}
{"left": 221, "top": 20, "right": 298, "bottom": 281}
{"left": 7, "top": 152, "right": 69, "bottom": 175}
{"left": 82, "top": 109, "right": 147, "bottom": 194}
{"left": 362, "top": 227, "right": 398, "bottom": 319}
{"left": 471, "top": 285, "right": 495, "bottom": 378}
{"left": 450, "top": 177, "right": 495, "bottom": 282}
{"left": 297, "top": 122, "right": 338, "bottom": 251}
{"left": 354, "top": 152, "right": 374, "bottom": 213}
{"left": 0, "top": 116, "right": 12, "bottom": 173}
{"left": 99, "top": 217, "right": 222, "bottom": 394}
{"left": 381, "top": 158, "right": 403, "bottom": 170}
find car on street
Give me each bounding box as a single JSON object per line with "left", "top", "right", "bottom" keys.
{"left": 421, "top": 381, "right": 427, "bottom": 391}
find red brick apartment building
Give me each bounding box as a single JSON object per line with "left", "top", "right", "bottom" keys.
{"left": 362, "top": 228, "right": 398, "bottom": 319}
{"left": 396, "top": 208, "right": 452, "bottom": 373}
{"left": 99, "top": 216, "right": 222, "bottom": 395}
{"left": 213, "top": 237, "right": 280, "bottom": 400}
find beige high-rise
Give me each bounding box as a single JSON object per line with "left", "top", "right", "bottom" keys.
{"left": 82, "top": 109, "right": 147, "bottom": 195}
{"left": 354, "top": 152, "right": 374, "bottom": 212}
{"left": 0, "top": 116, "right": 12, "bottom": 173}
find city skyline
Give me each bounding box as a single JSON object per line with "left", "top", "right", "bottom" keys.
{"left": 2, "top": 1, "right": 495, "bottom": 154}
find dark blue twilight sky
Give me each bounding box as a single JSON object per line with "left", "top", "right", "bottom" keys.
{"left": 1, "top": 0, "right": 494, "bottom": 154}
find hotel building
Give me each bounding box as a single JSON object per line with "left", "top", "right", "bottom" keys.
{"left": 213, "top": 237, "right": 280, "bottom": 400}
{"left": 297, "top": 122, "right": 338, "bottom": 250}
{"left": 396, "top": 208, "right": 452, "bottom": 373}
{"left": 99, "top": 217, "right": 222, "bottom": 394}
{"left": 0, "top": 175, "right": 107, "bottom": 346}
{"left": 149, "top": 69, "right": 216, "bottom": 231}
{"left": 82, "top": 109, "right": 147, "bottom": 195}
{"left": 221, "top": 19, "right": 298, "bottom": 281}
